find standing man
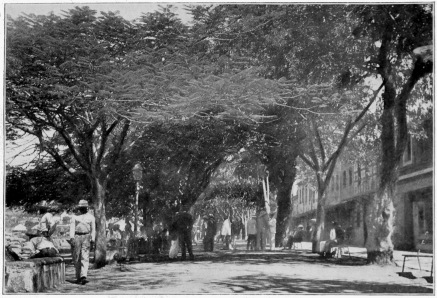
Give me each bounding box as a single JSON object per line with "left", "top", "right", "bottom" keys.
{"left": 246, "top": 215, "right": 257, "bottom": 250}
{"left": 171, "top": 207, "right": 194, "bottom": 261}
{"left": 69, "top": 200, "right": 95, "bottom": 285}
{"left": 39, "top": 201, "right": 59, "bottom": 238}
{"left": 221, "top": 216, "right": 232, "bottom": 250}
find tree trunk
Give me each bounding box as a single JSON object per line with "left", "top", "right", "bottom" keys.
{"left": 92, "top": 176, "right": 107, "bottom": 268}
{"left": 364, "top": 79, "right": 397, "bottom": 264}
{"left": 312, "top": 191, "right": 326, "bottom": 253}
{"left": 275, "top": 164, "right": 297, "bottom": 247}
{"left": 364, "top": 185, "right": 395, "bottom": 264}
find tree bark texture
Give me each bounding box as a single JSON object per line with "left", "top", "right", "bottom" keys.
{"left": 92, "top": 177, "right": 107, "bottom": 268}
{"left": 312, "top": 191, "right": 327, "bottom": 253}
{"left": 364, "top": 185, "right": 395, "bottom": 264}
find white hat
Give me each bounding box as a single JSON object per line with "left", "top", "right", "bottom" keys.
{"left": 77, "top": 200, "right": 89, "bottom": 208}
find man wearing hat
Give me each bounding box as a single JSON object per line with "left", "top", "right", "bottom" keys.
{"left": 69, "top": 199, "right": 96, "bottom": 285}
{"left": 38, "top": 200, "right": 59, "bottom": 238}
{"left": 170, "top": 207, "right": 194, "bottom": 260}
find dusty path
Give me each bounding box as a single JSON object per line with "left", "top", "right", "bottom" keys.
{"left": 46, "top": 243, "right": 433, "bottom": 294}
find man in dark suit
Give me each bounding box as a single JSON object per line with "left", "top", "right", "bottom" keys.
{"left": 171, "top": 207, "right": 194, "bottom": 261}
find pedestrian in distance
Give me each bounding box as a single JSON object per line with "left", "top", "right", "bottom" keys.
{"left": 171, "top": 207, "right": 194, "bottom": 261}
{"left": 284, "top": 225, "right": 304, "bottom": 250}
{"left": 221, "top": 216, "right": 232, "bottom": 250}
{"left": 246, "top": 215, "right": 257, "bottom": 250}
{"left": 69, "top": 199, "right": 96, "bottom": 285}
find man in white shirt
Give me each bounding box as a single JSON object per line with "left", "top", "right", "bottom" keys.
{"left": 69, "top": 200, "right": 96, "bottom": 285}
{"left": 26, "top": 227, "right": 60, "bottom": 258}
{"left": 39, "top": 201, "right": 59, "bottom": 238}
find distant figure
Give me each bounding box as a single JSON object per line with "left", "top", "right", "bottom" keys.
{"left": 323, "top": 221, "right": 344, "bottom": 257}
{"left": 221, "top": 216, "right": 232, "bottom": 250}
{"left": 171, "top": 208, "right": 194, "bottom": 260}
{"left": 203, "top": 214, "right": 216, "bottom": 252}
{"left": 284, "top": 225, "right": 304, "bottom": 250}
{"left": 246, "top": 215, "right": 257, "bottom": 250}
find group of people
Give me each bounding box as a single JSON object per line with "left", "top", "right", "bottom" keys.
{"left": 20, "top": 199, "right": 96, "bottom": 286}
{"left": 246, "top": 208, "right": 277, "bottom": 251}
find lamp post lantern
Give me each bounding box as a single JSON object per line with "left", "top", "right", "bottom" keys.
{"left": 132, "top": 163, "right": 143, "bottom": 236}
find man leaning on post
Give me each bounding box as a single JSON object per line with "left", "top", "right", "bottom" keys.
{"left": 69, "top": 199, "right": 96, "bottom": 285}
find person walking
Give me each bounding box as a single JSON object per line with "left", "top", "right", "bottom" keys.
{"left": 246, "top": 215, "right": 257, "bottom": 250}
{"left": 221, "top": 216, "right": 232, "bottom": 250}
{"left": 69, "top": 200, "right": 95, "bottom": 285}
{"left": 171, "top": 208, "right": 194, "bottom": 260}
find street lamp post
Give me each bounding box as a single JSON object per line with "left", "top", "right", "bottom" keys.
{"left": 132, "top": 163, "right": 143, "bottom": 237}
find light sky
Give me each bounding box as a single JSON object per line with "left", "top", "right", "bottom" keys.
{"left": 5, "top": 2, "right": 195, "bottom": 23}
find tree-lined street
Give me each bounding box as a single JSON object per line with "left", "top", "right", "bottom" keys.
{"left": 5, "top": 3, "right": 433, "bottom": 294}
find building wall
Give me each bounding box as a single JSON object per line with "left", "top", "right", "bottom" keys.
{"left": 292, "top": 133, "right": 433, "bottom": 251}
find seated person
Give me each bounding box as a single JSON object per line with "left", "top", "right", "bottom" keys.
{"left": 25, "top": 227, "right": 60, "bottom": 258}
{"left": 283, "top": 225, "right": 305, "bottom": 250}
{"left": 323, "top": 222, "right": 344, "bottom": 257}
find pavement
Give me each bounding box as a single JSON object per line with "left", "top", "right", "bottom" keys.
{"left": 45, "top": 240, "right": 434, "bottom": 294}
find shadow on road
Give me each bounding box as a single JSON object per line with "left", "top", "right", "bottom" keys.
{"left": 214, "top": 274, "right": 433, "bottom": 293}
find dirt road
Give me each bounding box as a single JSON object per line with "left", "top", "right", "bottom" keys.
{"left": 46, "top": 242, "right": 433, "bottom": 294}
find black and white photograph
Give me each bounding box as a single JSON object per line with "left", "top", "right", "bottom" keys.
{"left": 4, "top": 1, "right": 434, "bottom": 294}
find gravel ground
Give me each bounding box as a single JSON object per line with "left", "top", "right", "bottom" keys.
{"left": 46, "top": 241, "right": 434, "bottom": 294}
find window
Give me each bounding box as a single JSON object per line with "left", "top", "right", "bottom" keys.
{"left": 343, "top": 171, "right": 347, "bottom": 188}
{"left": 402, "top": 135, "right": 413, "bottom": 165}
{"left": 357, "top": 164, "right": 361, "bottom": 186}
{"left": 336, "top": 174, "right": 339, "bottom": 191}
{"left": 349, "top": 168, "right": 353, "bottom": 186}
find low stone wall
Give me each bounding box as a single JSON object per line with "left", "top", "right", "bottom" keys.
{"left": 5, "top": 257, "right": 65, "bottom": 293}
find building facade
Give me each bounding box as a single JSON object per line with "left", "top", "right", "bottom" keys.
{"left": 291, "top": 125, "right": 433, "bottom": 251}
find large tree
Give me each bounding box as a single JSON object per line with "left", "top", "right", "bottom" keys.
{"left": 351, "top": 4, "right": 432, "bottom": 263}
{"left": 6, "top": 7, "right": 191, "bottom": 267}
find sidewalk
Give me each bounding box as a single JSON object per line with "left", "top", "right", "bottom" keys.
{"left": 273, "top": 241, "right": 433, "bottom": 274}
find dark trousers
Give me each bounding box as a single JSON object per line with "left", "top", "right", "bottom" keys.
{"left": 32, "top": 247, "right": 59, "bottom": 258}
{"left": 247, "top": 234, "right": 256, "bottom": 250}
{"left": 178, "top": 230, "right": 194, "bottom": 259}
